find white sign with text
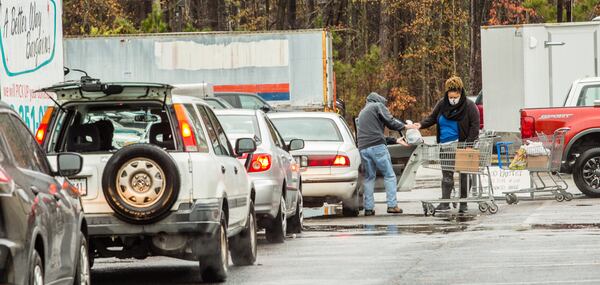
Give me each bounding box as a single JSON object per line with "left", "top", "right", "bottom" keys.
{"left": 0, "top": 0, "right": 63, "bottom": 130}
{"left": 479, "top": 166, "right": 531, "bottom": 194}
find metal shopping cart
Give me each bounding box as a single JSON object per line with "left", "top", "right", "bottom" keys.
{"left": 496, "top": 128, "right": 570, "bottom": 204}
{"left": 395, "top": 133, "right": 497, "bottom": 216}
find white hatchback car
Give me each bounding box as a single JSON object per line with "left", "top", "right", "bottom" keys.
{"left": 37, "top": 80, "right": 257, "bottom": 282}
{"left": 269, "top": 112, "right": 362, "bottom": 216}
{"left": 216, "top": 109, "right": 304, "bottom": 243}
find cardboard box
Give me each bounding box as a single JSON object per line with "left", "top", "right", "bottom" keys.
{"left": 455, "top": 149, "right": 480, "bottom": 172}
{"left": 527, "top": 155, "right": 549, "bottom": 169}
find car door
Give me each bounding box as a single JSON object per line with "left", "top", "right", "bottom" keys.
{"left": 0, "top": 113, "right": 69, "bottom": 283}
{"left": 12, "top": 114, "right": 81, "bottom": 279}
{"left": 197, "top": 105, "right": 247, "bottom": 227}
{"left": 264, "top": 116, "right": 297, "bottom": 213}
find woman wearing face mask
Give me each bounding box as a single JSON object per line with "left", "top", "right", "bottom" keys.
{"left": 413, "top": 76, "right": 480, "bottom": 213}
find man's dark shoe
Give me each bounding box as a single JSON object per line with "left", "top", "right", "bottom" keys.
{"left": 364, "top": 210, "right": 375, "bottom": 216}
{"left": 458, "top": 203, "right": 468, "bottom": 213}
{"left": 435, "top": 203, "right": 451, "bottom": 211}
{"left": 387, "top": 206, "right": 403, "bottom": 214}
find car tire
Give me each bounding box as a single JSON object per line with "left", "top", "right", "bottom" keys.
{"left": 199, "top": 210, "right": 228, "bottom": 282}
{"left": 573, "top": 147, "right": 600, "bottom": 198}
{"left": 265, "top": 196, "right": 286, "bottom": 243}
{"left": 74, "top": 235, "right": 91, "bottom": 285}
{"left": 287, "top": 191, "right": 303, "bottom": 234}
{"left": 230, "top": 201, "right": 257, "bottom": 266}
{"left": 102, "top": 144, "right": 180, "bottom": 224}
{"left": 29, "top": 249, "right": 43, "bottom": 285}
{"left": 342, "top": 188, "right": 361, "bottom": 217}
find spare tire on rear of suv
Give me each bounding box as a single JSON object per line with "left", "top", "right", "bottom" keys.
{"left": 102, "top": 144, "right": 180, "bottom": 224}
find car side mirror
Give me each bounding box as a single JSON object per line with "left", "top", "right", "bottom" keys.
{"left": 57, "top": 153, "right": 83, "bottom": 177}
{"left": 260, "top": 105, "right": 272, "bottom": 113}
{"left": 288, "top": 139, "right": 305, "bottom": 151}
{"left": 594, "top": 99, "right": 600, "bottom": 107}
{"left": 235, "top": 138, "right": 257, "bottom": 156}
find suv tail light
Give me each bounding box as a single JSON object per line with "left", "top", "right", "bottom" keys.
{"left": 249, "top": 154, "right": 272, "bottom": 172}
{"left": 308, "top": 155, "right": 351, "bottom": 167}
{"left": 35, "top": 107, "right": 55, "bottom": 145}
{"left": 521, "top": 116, "right": 536, "bottom": 139}
{"left": 173, "top": 104, "right": 198, "bottom": 152}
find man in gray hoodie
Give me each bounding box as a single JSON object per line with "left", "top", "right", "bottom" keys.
{"left": 357, "top": 92, "right": 418, "bottom": 216}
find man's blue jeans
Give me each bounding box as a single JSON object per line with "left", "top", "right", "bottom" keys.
{"left": 360, "top": 144, "right": 398, "bottom": 210}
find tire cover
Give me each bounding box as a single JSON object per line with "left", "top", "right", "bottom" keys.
{"left": 102, "top": 144, "right": 180, "bottom": 224}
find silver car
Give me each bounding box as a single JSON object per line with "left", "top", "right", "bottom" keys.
{"left": 215, "top": 109, "right": 304, "bottom": 243}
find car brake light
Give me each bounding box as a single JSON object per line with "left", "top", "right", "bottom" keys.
{"left": 521, "top": 116, "right": 535, "bottom": 139}
{"left": 35, "top": 107, "right": 54, "bottom": 145}
{"left": 173, "top": 104, "right": 198, "bottom": 152}
{"left": 249, "top": 154, "right": 271, "bottom": 172}
{"left": 308, "top": 155, "right": 351, "bottom": 167}
{"left": 333, "top": 155, "right": 350, "bottom": 167}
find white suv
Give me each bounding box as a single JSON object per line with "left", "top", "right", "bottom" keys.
{"left": 36, "top": 79, "right": 257, "bottom": 282}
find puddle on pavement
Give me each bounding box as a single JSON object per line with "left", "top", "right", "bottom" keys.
{"left": 531, "top": 223, "right": 600, "bottom": 230}
{"left": 303, "top": 223, "right": 469, "bottom": 236}
{"left": 437, "top": 214, "right": 477, "bottom": 223}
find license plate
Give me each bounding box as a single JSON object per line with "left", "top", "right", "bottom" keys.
{"left": 69, "top": 178, "right": 88, "bottom": 196}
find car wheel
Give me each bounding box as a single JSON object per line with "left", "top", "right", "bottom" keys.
{"left": 199, "top": 210, "right": 228, "bottom": 282}
{"left": 230, "top": 201, "right": 257, "bottom": 266}
{"left": 342, "top": 188, "right": 360, "bottom": 217}
{"left": 30, "top": 249, "right": 43, "bottom": 285}
{"left": 265, "top": 196, "right": 286, "bottom": 243}
{"left": 573, "top": 147, "right": 600, "bottom": 198}
{"left": 102, "top": 144, "right": 180, "bottom": 224}
{"left": 74, "top": 235, "right": 91, "bottom": 285}
{"left": 287, "top": 191, "right": 303, "bottom": 234}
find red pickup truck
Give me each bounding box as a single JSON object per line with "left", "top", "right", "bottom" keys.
{"left": 521, "top": 105, "right": 600, "bottom": 197}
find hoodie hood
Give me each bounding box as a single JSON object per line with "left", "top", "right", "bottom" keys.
{"left": 366, "top": 92, "right": 387, "bottom": 105}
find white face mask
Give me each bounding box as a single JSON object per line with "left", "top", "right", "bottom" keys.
{"left": 449, "top": 98, "right": 460, "bottom": 105}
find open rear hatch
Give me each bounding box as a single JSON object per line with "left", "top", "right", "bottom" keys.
{"left": 37, "top": 77, "right": 173, "bottom": 107}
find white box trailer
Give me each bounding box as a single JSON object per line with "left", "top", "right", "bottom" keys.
{"left": 63, "top": 29, "right": 336, "bottom": 111}
{"left": 481, "top": 22, "right": 600, "bottom": 134}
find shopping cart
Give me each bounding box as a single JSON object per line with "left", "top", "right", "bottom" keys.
{"left": 496, "top": 128, "right": 570, "bottom": 204}
{"left": 401, "top": 134, "right": 497, "bottom": 216}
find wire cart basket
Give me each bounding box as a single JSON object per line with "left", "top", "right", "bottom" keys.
{"left": 496, "top": 128, "right": 570, "bottom": 204}
{"left": 416, "top": 134, "right": 497, "bottom": 216}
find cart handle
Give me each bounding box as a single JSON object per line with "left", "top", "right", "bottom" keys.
{"left": 496, "top": 142, "right": 513, "bottom": 169}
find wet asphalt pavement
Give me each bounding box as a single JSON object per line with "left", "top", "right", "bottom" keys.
{"left": 90, "top": 175, "right": 600, "bottom": 285}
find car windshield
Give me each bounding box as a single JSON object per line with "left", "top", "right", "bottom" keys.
{"left": 270, "top": 117, "right": 342, "bottom": 142}
{"left": 217, "top": 115, "right": 261, "bottom": 141}
{"left": 49, "top": 103, "right": 175, "bottom": 153}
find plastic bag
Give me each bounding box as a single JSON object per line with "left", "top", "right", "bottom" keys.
{"left": 509, "top": 148, "right": 527, "bottom": 170}
{"left": 523, "top": 141, "right": 550, "bottom": 156}
{"left": 405, "top": 120, "right": 424, "bottom": 145}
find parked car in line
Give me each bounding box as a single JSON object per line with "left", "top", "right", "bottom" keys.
{"left": 204, "top": 97, "right": 235, "bottom": 109}
{"left": 36, "top": 79, "right": 258, "bottom": 282}
{"left": 215, "top": 92, "right": 275, "bottom": 112}
{"left": 268, "top": 112, "right": 362, "bottom": 216}
{"left": 0, "top": 102, "right": 89, "bottom": 285}
{"left": 215, "top": 109, "right": 304, "bottom": 242}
